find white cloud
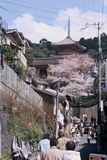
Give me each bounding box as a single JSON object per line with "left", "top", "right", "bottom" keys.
{"left": 9, "top": 13, "right": 67, "bottom": 43}
{"left": 104, "top": 0, "right": 107, "bottom": 7}
{"left": 9, "top": 8, "right": 107, "bottom": 43}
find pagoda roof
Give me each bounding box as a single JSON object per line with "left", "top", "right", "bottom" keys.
{"left": 52, "top": 36, "right": 86, "bottom": 52}
{"left": 32, "top": 56, "right": 63, "bottom": 66}
{"left": 53, "top": 36, "right": 75, "bottom": 45}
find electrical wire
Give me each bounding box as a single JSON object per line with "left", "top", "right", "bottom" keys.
{"left": 92, "top": 0, "right": 96, "bottom": 23}
{"left": 83, "top": 0, "right": 92, "bottom": 38}
{"left": 2, "top": 7, "right": 96, "bottom": 27}
{"left": 0, "top": 0, "right": 66, "bottom": 17}
{"left": 1, "top": 6, "right": 44, "bottom": 39}
{"left": 101, "top": 0, "right": 104, "bottom": 24}
{"left": 101, "top": 0, "right": 105, "bottom": 34}
{"left": 1, "top": 6, "right": 98, "bottom": 37}
{"left": 10, "top": 0, "right": 62, "bottom": 11}
{"left": 0, "top": 0, "right": 97, "bottom": 23}
{"left": 0, "top": 0, "right": 106, "bottom": 42}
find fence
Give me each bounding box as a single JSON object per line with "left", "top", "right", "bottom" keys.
{"left": 0, "top": 62, "right": 42, "bottom": 108}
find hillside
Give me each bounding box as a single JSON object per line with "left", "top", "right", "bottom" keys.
{"left": 26, "top": 38, "right": 58, "bottom": 65}
{"left": 26, "top": 34, "right": 107, "bottom": 107}
{"left": 25, "top": 32, "right": 107, "bottom": 66}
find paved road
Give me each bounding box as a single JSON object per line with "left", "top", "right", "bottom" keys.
{"left": 74, "top": 134, "right": 98, "bottom": 160}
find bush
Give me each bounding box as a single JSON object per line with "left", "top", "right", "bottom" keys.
{"left": 0, "top": 152, "right": 11, "bottom": 160}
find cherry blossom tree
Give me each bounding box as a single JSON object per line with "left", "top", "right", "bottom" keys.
{"left": 47, "top": 54, "right": 95, "bottom": 97}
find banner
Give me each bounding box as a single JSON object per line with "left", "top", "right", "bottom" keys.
{"left": 89, "top": 154, "right": 107, "bottom": 160}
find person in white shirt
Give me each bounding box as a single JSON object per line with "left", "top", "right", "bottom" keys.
{"left": 37, "top": 133, "right": 50, "bottom": 154}
{"left": 63, "top": 141, "right": 81, "bottom": 160}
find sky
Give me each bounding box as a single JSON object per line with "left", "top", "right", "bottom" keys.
{"left": 0, "top": 0, "right": 107, "bottom": 43}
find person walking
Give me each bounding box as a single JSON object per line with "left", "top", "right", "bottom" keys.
{"left": 37, "top": 133, "right": 50, "bottom": 155}
{"left": 73, "top": 132, "right": 81, "bottom": 146}
{"left": 41, "top": 137, "right": 63, "bottom": 160}
{"left": 87, "top": 132, "right": 91, "bottom": 145}
{"left": 63, "top": 141, "right": 81, "bottom": 160}
{"left": 58, "top": 130, "right": 70, "bottom": 150}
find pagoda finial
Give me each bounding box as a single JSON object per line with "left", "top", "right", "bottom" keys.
{"left": 67, "top": 16, "right": 70, "bottom": 38}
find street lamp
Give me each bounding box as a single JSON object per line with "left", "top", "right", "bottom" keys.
{"left": 13, "top": 55, "right": 18, "bottom": 66}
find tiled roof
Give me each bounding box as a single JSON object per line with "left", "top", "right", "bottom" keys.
{"left": 52, "top": 36, "right": 86, "bottom": 51}
{"left": 6, "top": 29, "right": 24, "bottom": 47}
{"left": 53, "top": 36, "right": 75, "bottom": 45}
{"left": 33, "top": 57, "right": 61, "bottom": 66}
{"left": 32, "top": 87, "right": 65, "bottom": 97}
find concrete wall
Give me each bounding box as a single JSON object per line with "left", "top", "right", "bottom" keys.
{"left": 72, "top": 105, "right": 97, "bottom": 123}
{"left": 0, "top": 82, "right": 45, "bottom": 153}
{"left": 0, "top": 62, "right": 42, "bottom": 107}
{"left": 80, "top": 106, "right": 97, "bottom": 123}
{"left": 0, "top": 62, "right": 45, "bottom": 153}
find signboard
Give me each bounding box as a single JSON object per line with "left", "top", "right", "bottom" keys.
{"left": 89, "top": 154, "right": 107, "bottom": 160}
{"left": 52, "top": 118, "right": 56, "bottom": 123}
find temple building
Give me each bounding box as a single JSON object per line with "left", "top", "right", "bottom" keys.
{"left": 52, "top": 17, "right": 86, "bottom": 54}
{"left": 32, "top": 17, "right": 86, "bottom": 78}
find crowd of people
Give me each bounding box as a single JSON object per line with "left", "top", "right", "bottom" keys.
{"left": 37, "top": 130, "right": 81, "bottom": 160}
{"left": 36, "top": 118, "right": 98, "bottom": 160}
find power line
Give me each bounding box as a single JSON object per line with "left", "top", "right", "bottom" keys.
{"left": 1, "top": 6, "right": 44, "bottom": 39}
{"left": 0, "top": 0, "right": 106, "bottom": 43}
{"left": 0, "top": 0, "right": 66, "bottom": 17}
{"left": 92, "top": 0, "right": 95, "bottom": 23}
{"left": 101, "top": 0, "right": 105, "bottom": 34}
{"left": 1, "top": 4, "right": 104, "bottom": 30}
{"left": 101, "top": 0, "right": 104, "bottom": 23}
{"left": 83, "top": 0, "right": 88, "bottom": 21}
{"left": 10, "top": 0, "right": 62, "bottom": 11}
{"left": 1, "top": 0, "right": 105, "bottom": 23}
{"left": 1, "top": 6, "right": 100, "bottom": 36}
{"left": 2, "top": 7, "right": 97, "bottom": 27}
{"left": 83, "top": 0, "right": 92, "bottom": 37}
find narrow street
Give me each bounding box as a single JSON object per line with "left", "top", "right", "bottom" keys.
{"left": 74, "top": 134, "right": 98, "bottom": 160}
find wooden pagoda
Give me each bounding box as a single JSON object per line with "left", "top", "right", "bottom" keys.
{"left": 52, "top": 17, "right": 86, "bottom": 54}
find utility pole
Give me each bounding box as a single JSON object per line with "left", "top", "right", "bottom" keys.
{"left": 55, "top": 78, "right": 60, "bottom": 138}
{"left": 106, "top": 59, "right": 107, "bottom": 90}
{"left": 97, "top": 22, "right": 102, "bottom": 153}
{"left": 81, "top": 22, "right": 102, "bottom": 153}
{"left": 55, "top": 89, "right": 59, "bottom": 138}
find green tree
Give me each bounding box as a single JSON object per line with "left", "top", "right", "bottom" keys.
{"left": 0, "top": 45, "right": 15, "bottom": 65}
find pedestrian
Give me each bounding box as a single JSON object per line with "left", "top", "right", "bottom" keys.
{"left": 91, "top": 131, "right": 94, "bottom": 140}
{"left": 37, "top": 133, "right": 50, "bottom": 156}
{"left": 80, "top": 127, "right": 84, "bottom": 137}
{"left": 77, "top": 123, "right": 81, "bottom": 131}
{"left": 80, "top": 120, "right": 84, "bottom": 128}
{"left": 91, "top": 116, "right": 94, "bottom": 123}
{"left": 87, "top": 132, "right": 91, "bottom": 145}
{"left": 58, "top": 129, "right": 70, "bottom": 150}
{"left": 41, "top": 137, "right": 63, "bottom": 160}
{"left": 73, "top": 132, "right": 81, "bottom": 146}
{"left": 71, "top": 127, "right": 75, "bottom": 137}
{"left": 63, "top": 141, "right": 81, "bottom": 160}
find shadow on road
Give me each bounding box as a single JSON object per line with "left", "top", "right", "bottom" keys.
{"left": 77, "top": 143, "right": 98, "bottom": 160}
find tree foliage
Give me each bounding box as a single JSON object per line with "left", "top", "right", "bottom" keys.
{"left": 0, "top": 45, "right": 15, "bottom": 65}
{"left": 25, "top": 38, "right": 57, "bottom": 65}
{"left": 26, "top": 32, "right": 107, "bottom": 66}
{"left": 79, "top": 32, "right": 107, "bottom": 60}
{"left": 26, "top": 34, "right": 107, "bottom": 105}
